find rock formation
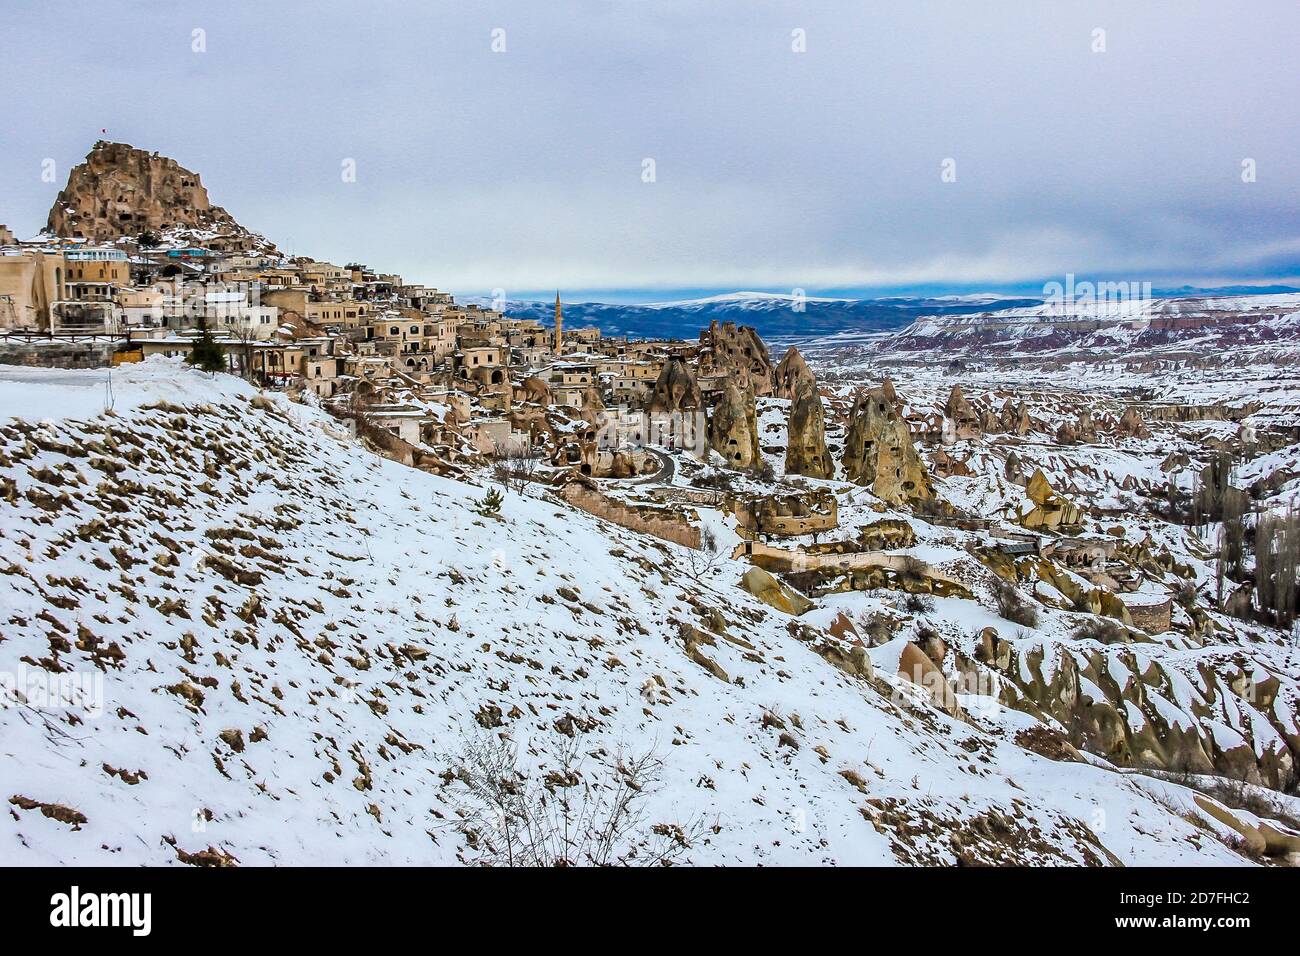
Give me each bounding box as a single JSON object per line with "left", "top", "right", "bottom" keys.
{"left": 785, "top": 383, "right": 832, "bottom": 479}
{"left": 697, "top": 321, "right": 776, "bottom": 396}
{"left": 46, "top": 141, "right": 272, "bottom": 251}
{"left": 1077, "top": 410, "right": 1098, "bottom": 442}
{"left": 518, "top": 375, "right": 551, "bottom": 405}
{"left": 1116, "top": 406, "right": 1151, "bottom": 439}
{"left": 740, "top": 567, "right": 813, "bottom": 615}
{"left": 898, "top": 641, "right": 963, "bottom": 718}
{"left": 841, "top": 387, "right": 934, "bottom": 505}
{"left": 774, "top": 346, "right": 816, "bottom": 400}
{"left": 1018, "top": 469, "right": 1083, "bottom": 531}
{"left": 580, "top": 385, "right": 605, "bottom": 417}
{"left": 943, "top": 385, "right": 981, "bottom": 441}
{"left": 879, "top": 377, "right": 900, "bottom": 409}
{"left": 647, "top": 356, "right": 703, "bottom": 414}
{"left": 709, "top": 380, "right": 761, "bottom": 469}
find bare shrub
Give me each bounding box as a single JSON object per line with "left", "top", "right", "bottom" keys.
{"left": 493, "top": 439, "right": 540, "bottom": 495}
{"left": 1071, "top": 617, "right": 1126, "bottom": 643}
{"left": 441, "top": 732, "right": 708, "bottom": 866}
{"left": 689, "top": 470, "right": 736, "bottom": 493}
{"left": 1169, "top": 578, "right": 1198, "bottom": 608}
{"left": 856, "top": 610, "right": 896, "bottom": 646}
{"left": 684, "top": 525, "right": 724, "bottom": 580}
{"left": 992, "top": 579, "right": 1039, "bottom": 628}
{"left": 897, "top": 555, "right": 928, "bottom": 581}
{"left": 903, "top": 592, "right": 935, "bottom": 615}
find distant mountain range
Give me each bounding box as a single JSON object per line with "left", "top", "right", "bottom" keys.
{"left": 462, "top": 286, "right": 1300, "bottom": 346}
{"left": 869, "top": 290, "right": 1300, "bottom": 358}
{"left": 460, "top": 292, "right": 1042, "bottom": 343}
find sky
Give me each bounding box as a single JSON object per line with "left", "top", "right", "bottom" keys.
{"left": 2, "top": 0, "right": 1298, "bottom": 301}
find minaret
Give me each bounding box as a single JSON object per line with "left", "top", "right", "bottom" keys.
{"left": 553, "top": 290, "right": 563, "bottom": 354}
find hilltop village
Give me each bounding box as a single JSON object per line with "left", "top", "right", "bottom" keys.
{"left": 3, "top": 142, "right": 1300, "bottom": 866}
{"left": 1, "top": 143, "right": 827, "bottom": 484}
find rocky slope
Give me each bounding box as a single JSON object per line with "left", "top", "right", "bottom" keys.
{"left": 0, "top": 359, "right": 1276, "bottom": 866}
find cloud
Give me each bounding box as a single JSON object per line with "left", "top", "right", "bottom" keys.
{"left": 1, "top": 0, "right": 1297, "bottom": 296}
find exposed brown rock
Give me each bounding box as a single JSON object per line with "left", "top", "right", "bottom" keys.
{"left": 944, "top": 385, "right": 981, "bottom": 441}
{"left": 740, "top": 567, "right": 813, "bottom": 615}
{"left": 698, "top": 321, "right": 775, "bottom": 396}
{"left": 897, "top": 642, "right": 963, "bottom": 718}
{"left": 648, "top": 355, "right": 702, "bottom": 414}
{"left": 47, "top": 141, "right": 271, "bottom": 250}
{"left": 785, "top": 382, "right": 832, "bottom": 479}
{"left": 841, "top": 387, "right": 934, "bottom": 505}
{"left": 517, "top": 375, "right": 551, "bottom": 405}
{"left": 1019, "top": 469, "right": 1083, "bottom": 531}
{"left": 709, "top": 380, "right": 761, "bottom": 469}
{"left": 1115, "top": 406, "right": 1151, "bottom": 439}
{"left": 774, "top": 346, "right": 816, "bottom": 400}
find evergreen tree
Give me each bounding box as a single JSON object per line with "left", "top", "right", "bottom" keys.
{"left": 187, "top": 318, "right": 226, "bottom": 374}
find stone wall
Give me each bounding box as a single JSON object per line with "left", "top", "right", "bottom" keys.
{"left": 560, "top": 484, "right": 701, "bottom": 549}
{"left": 730, "top": 491, "right": 838, "bottom": 536}
{"left": 1123, "top": 597, "right": 1172, "bottom": 634}
{"left": 0, "top": 338, "right": 119, "bottom": 369}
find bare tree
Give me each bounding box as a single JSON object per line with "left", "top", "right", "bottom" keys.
{"left": 230, "top": 325, "right": 259, "bottom": 383}
{"left": 1255, "top": 505, "right": 1300, "bottom": 633}
{"left": 440, "top": 732, "right": 709, "bottom": 866}
{"left": 684, "top": 525, "right": 725, "bottom": 580}
{"left": 492, "top": 438, "right": 540, "bottom": 495}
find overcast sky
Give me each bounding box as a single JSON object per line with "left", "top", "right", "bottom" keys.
{"left": 2, "top": 1, "right": 1298, "bottom": 300}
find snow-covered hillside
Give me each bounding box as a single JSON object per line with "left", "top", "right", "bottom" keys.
{"left": 880, "top": 292, "right": 1300, "bottom": 358}
{"left": 0, "top": 359, "right": 1264, "bottom": 866}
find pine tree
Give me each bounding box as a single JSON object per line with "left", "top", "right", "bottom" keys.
{"left": 187, "top": 318, "right": 226, "bottom": 374}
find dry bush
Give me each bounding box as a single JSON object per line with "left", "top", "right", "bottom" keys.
{"left": 856, "top": 610, "right": 896, "bottom": 646}
{"left": 493, "top": 440, "right": 540, "bottom": 495}
{"left": 1071, "top": 617, "right": 1126, "bottom": 643}
{"left": 992, "top": 579, "right": 1039, "bottom": 628}
{"left": 441, "top": 731, "right": 709, "bottom": 867}
{"left": 902, "top": 592, "right": 935, "bottom": 615}
{"left": 684, "top": 525, "right": 724, "bottom": 580}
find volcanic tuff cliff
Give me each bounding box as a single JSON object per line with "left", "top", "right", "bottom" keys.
{"left": 698, "top": 321, "right": 776, "bottom": 397}
{"left": 46, "top": 141, "right": 273, "bottom": 251}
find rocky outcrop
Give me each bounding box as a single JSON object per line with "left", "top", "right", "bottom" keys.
{"left": 1115, "top": 406, "right": 1151, "bottom": 439}
{"left": 698, "top": 321, "right": 776, "bottom": 396}
{"left": 994, "top": 399, "right": 1034, "bottom": 436}
{"left": 740, "top": 567, "right": 812, "bottom": 615}
{"left": 647, "top": 356, "right": 703, "bottom": 414}
{"left": 897, "top": 641, "right": 963, "bottom": 718}
{"left": 580, "top": 385, "right": 605, "bottom": 417}
{"left": 785, "top": 383, "right": 832, "bottom": 479}
{"left": 841, "top": 387, "right": 934, "bottom": 505}
{"left": 517, "top": 375, "right": 551, "bottom": 405}
{"left": 774, "top": 346, "right": 816, "bottom": 400}
{"left": 972, "top": 630, "right": 1298, "bottom": 792}
{"left": 47, "top": 141, "right": 272, "bottom": 251}
{"left": 1018, "top": 469, "right": 1083, "bottom": 532}
{"left": 709, "top": 380, "right": 761, "bottom": 469}
{"left": 943, "top": 385, "right": 981, "bottom": 441}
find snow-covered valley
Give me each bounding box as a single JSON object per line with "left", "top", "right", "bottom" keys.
{"left": 2, "top": 358, "right": 1297, "bottom": 866}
